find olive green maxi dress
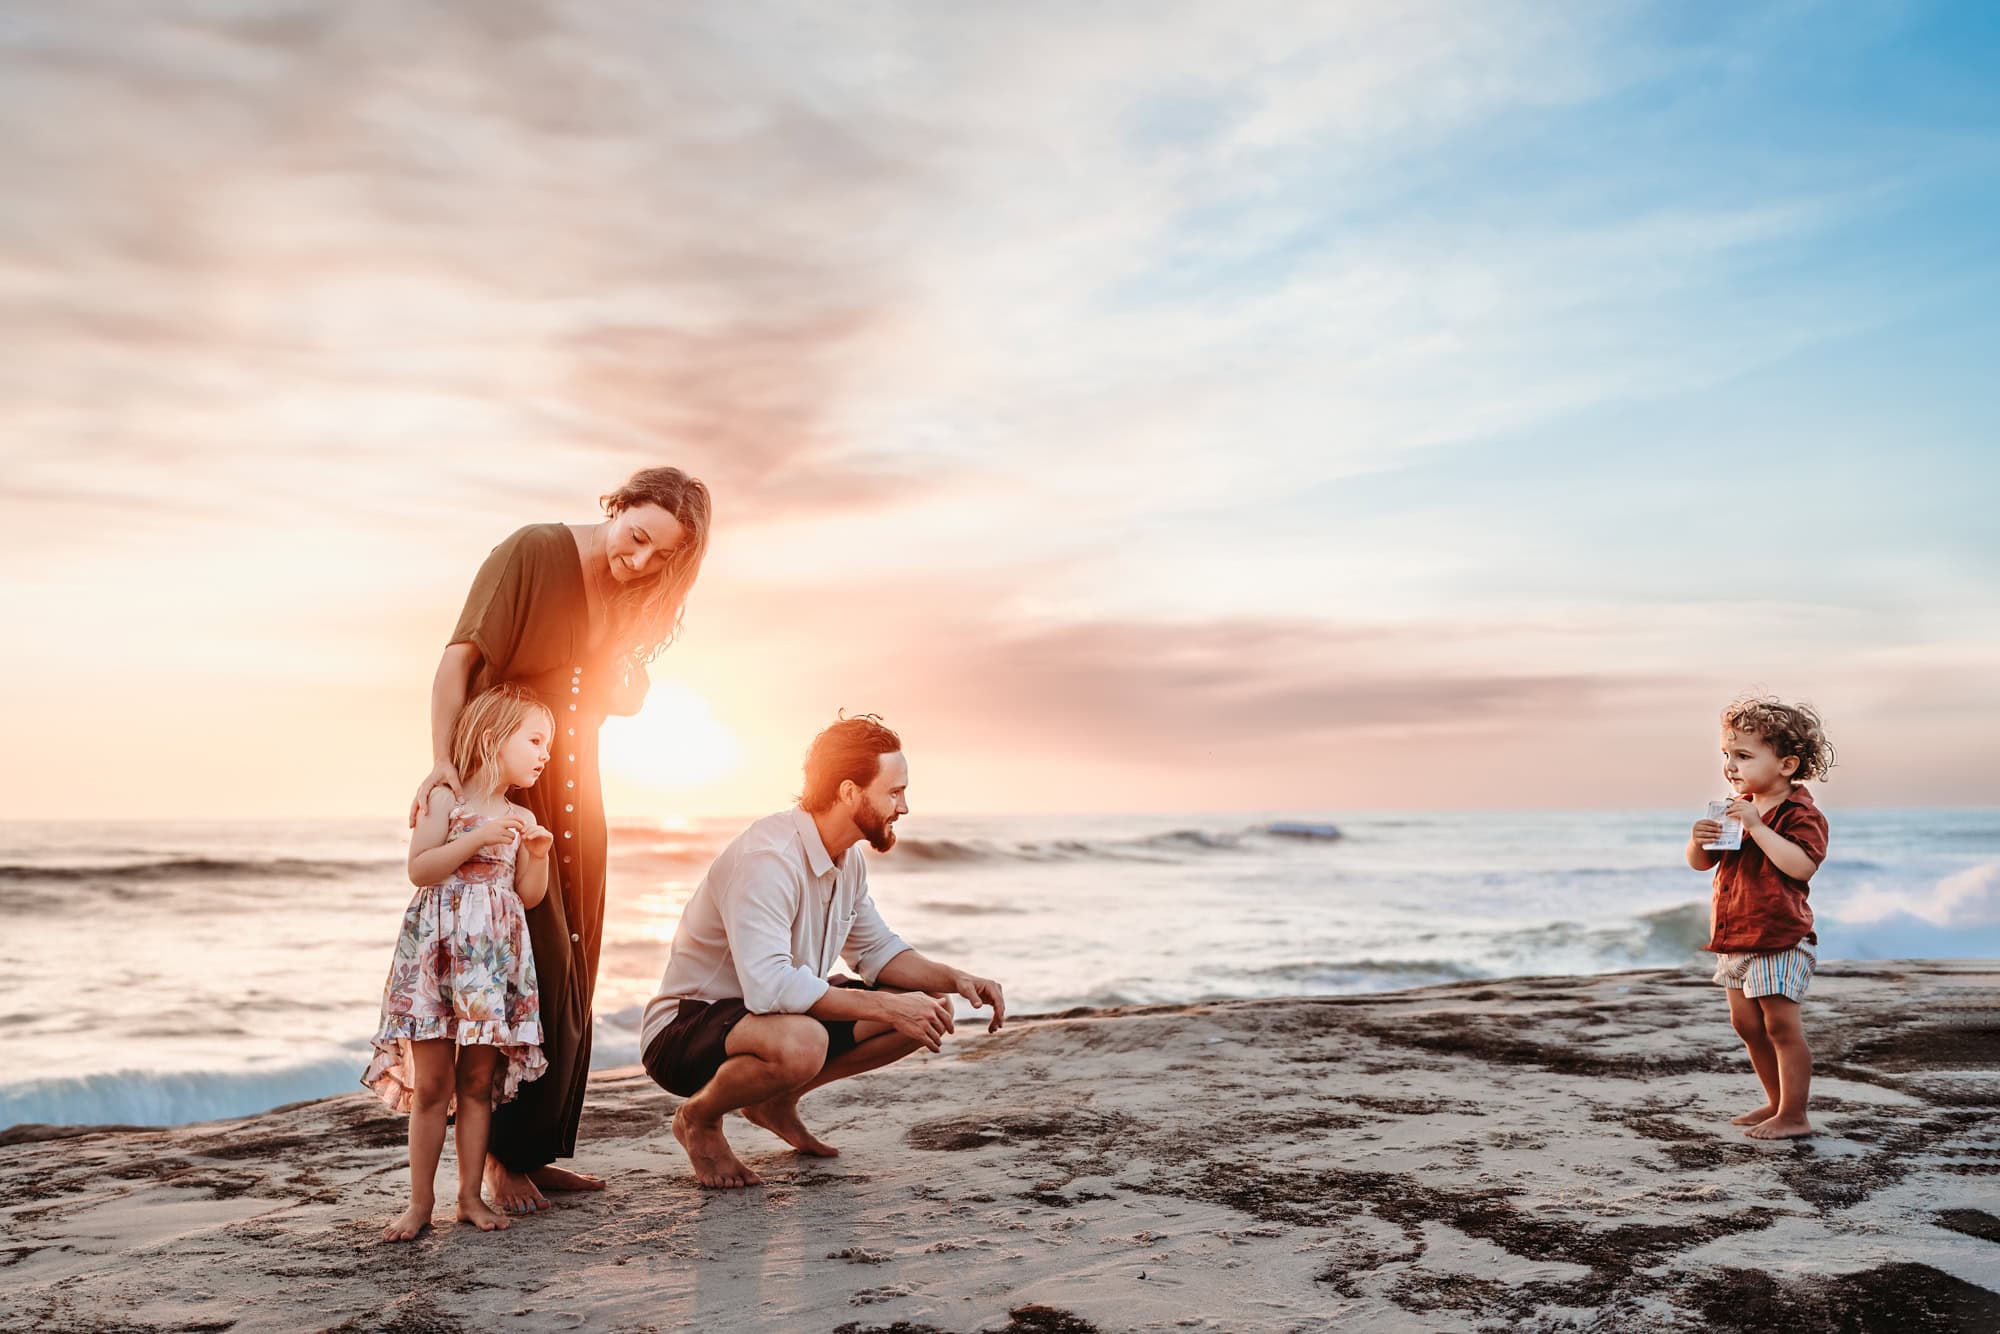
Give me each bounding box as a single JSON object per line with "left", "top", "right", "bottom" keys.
{"left": 449, "top": 523, "right": 647, "bottom": 1171}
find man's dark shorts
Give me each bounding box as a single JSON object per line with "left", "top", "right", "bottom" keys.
{"left": 643, "top": 977, "right": 870, "bottom": 1099}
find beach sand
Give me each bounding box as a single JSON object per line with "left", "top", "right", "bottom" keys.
{"left": 3, "top": 962, "right": 1996, "bottom": 1333}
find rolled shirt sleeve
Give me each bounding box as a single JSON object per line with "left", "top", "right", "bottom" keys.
{"left": 840, "top": 885, "right": 911, "bottom": 985}
{"left": 721, "top": 852, "right": 833, "bottom": 1015}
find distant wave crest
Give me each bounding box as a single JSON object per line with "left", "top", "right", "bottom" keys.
{"left": 0, "top": 856, "right": 399, "bottom": 884}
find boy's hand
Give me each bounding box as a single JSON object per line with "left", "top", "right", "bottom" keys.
{"left": 1725, "top": 798, "right": 1765, "bottom": 830}
{"left": 519, "top": 823, "right": 554, "bottom": 859}
{"left": 1692, "top": 818, "right": 1723, "bottom": 844}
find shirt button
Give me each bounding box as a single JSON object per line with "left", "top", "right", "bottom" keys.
{"left": 570, "top": 686, "right": 580, "bottom": 695}
{"left": 563, "top": 830, "right": 572, "bottom": 839}
{"left": 570, "top": 932, "right": 580, "bottom": 943}
{"left": 567, "top": 754, "right": 575, "bottom": 762}
{"left": 561, "top": 855, "right": 571, "bottom": 864}
{"left": 567, "top": 703, "right": 577, "bottom": 712}
{"left": 565, "top": 804, "right": 574, "bottom": 812}
{"left": 573, "top": 667, "right": 582, "bottom": 675}
{"left": 566, "top": 780, "right": 574, "bottom": 789}
{"left": 566, "top": 728, "right": 574, "bottom": 737}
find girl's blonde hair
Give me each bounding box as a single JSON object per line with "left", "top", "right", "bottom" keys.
{"left": 1722, "top": 695, "right": 1837, "bottom": 782}
{"left": 451, "top": 684, "right": 554, "bottom": 794}
{"left": 602, "top": 466, "right": 712, "bottom": 664}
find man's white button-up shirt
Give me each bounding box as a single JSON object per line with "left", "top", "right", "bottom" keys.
{"left": 641, "top": 807, "right": 910, "bottom": 1052}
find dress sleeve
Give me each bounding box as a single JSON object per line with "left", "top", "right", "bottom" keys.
{"left": 449, "top": 527, "right": 539, "bottom": 675}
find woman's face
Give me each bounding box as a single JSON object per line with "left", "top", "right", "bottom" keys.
{"left": 605, "top": 503, "right": 687, "bottom": 584}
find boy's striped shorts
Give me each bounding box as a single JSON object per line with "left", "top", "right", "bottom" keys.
{"left": 1711, "top": 940, "right": 1816, "bottom": 1002}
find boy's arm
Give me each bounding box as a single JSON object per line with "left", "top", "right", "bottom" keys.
{"left": 1743, "top": 821, "right": 1820, "bottom": 881}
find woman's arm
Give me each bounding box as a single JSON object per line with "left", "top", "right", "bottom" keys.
{"left": 408, "top": 642, "right": 482, "bottom": 826}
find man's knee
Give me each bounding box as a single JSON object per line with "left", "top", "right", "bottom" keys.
{"left": 755, "top": 1017, "right": 830, "bottom": 1084}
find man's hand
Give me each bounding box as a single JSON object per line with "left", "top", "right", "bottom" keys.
{"left": 881, "top": 991, "right": 956, "bottom": 1052}
{"left": 952, "top": 972, "right": 1007, "bottom": 1032}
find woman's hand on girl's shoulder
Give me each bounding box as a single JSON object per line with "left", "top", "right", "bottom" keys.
{"left": 409, "top": 762, "right": 463, "bottom": 827}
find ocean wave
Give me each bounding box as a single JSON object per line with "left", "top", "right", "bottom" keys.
{"left": 0, "top": 1050, "right": 370, "bottom": 1130}
{"left": 0, "top": 856, "right": 398, "bottom": 884}
{"left": 888, "top": 822, "right": 1342, "bottom": 868}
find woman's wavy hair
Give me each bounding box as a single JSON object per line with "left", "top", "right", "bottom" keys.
{"left": 800, "top": 713, "right": 903, "bottom": 814}
{"left": 1721, "top": 694, "right": 1837, "bottom": 782}
{"left": 451, "top": 684, "right": 553, "bottom": 795}
{"left": 603, "top": 466, "right": 713, "bottom": 663}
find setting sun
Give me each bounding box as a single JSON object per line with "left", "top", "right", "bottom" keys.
{"left": 598, "top": 680, "right": 742, "bottom": 795}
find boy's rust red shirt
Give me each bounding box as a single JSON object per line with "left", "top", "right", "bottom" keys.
{"left": 1705, "top": 784, "right": 1828, "bottom": 953}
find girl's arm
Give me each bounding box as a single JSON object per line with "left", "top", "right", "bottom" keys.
{"left": 408, "top": 793, "right": 509, "bottom": 887}
{"left": 408, "top": 642, "right": 482, "bottom": 826}
{"left": 513, "top": 810, "right": 553, "bottom": 909}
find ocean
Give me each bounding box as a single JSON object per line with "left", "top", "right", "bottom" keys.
{"left": 3, "top": 808, "right": 1995, "bottom": 1130}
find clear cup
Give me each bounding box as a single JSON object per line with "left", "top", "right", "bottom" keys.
{"left": 1703, "top": 799, "right": 1743, "bottom": 851}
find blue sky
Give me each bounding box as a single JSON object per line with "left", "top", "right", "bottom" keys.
{"left": 1, "top": 0, "right": 1995, "bottom": 816}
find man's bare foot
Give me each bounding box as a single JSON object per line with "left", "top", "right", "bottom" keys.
{"left": 528, "top": 1164, "right": 606, "bottom": 1192}
{"left": 382, "top": 1201, "right": 433, "bottom": 1242}
{"left": 1730, "top": 1104, "right": 1778, "bottom": 1126}
{"left": 742, "top": 1097, "right": 839, "bottom": 1157}
{"left": 1746, "top": 1115, "right": 1814, "bottom": 1139}
{"left": 484, "top": 1157, "right": 548, "bottom": 1215}
{"left": 457, "top": 1196, "right": 512, "bottom": 1232}
{"left": 673, "top": 1104, "right": 762, "bottom": 1188}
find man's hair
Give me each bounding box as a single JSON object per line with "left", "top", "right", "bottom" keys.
{"left": 1721, "top": 695, "right": 1836, "bottom": 782}
{"left": 800, "top": 713, "right": 903, "bottom": 813}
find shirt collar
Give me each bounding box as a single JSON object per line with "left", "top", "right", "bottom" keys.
{"left": 791, "top": 806, "right": 841, "bottom": 879}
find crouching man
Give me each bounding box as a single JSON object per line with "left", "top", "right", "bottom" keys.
{"left": 641, "top": 714, "right": 1006, "bottom": 1187}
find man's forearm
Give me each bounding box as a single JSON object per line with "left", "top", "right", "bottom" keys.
{"left": 874, "top": 949, "right": 959, "bottom": 994}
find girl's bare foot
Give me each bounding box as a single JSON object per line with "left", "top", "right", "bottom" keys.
{"left": 382, "top": 1201, "right": 433, "bottom": 1242}
{"left": 457, "top": 1197, "right": 512, "bottom": 1232}
{"left": 1746, "top": 1115, "right": 1814, "bottom": 1139}
{"left": 1730, "top": 1104, "right": 1778, "bottom": 1125}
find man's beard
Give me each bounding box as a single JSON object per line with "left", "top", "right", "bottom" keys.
{"left": 855, "top": 805, "right": 897, "bottom": 853}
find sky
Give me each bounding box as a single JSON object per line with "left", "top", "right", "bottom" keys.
{"left": 2, "top": 1, "right": 1997, "bottom": 819}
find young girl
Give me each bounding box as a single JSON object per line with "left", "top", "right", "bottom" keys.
{"left": 365, "top": 684, "right": 554, "bottom": 1240}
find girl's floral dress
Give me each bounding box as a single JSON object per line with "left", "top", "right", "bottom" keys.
{"left": 362, "top": 806, "right": 546, "bottom": 1111}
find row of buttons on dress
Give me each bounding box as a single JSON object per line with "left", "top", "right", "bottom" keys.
{"left": 563, "top": 665, "right": 580, "bottom": 944}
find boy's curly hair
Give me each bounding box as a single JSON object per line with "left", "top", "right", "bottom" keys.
{"left": 1721, "top": 695, "right": 1836, "bottom": 782}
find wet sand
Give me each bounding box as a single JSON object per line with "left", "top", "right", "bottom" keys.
{"left": 3, "top": 962, "right": 1996, "bottom": 1332}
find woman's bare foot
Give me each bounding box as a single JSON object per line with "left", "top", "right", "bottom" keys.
{"left": 484, "top": 1157, "right": 548, "bottom": 1215}
{"left": 673, "top": 1104, "right": 762, "bottom": 1188}
{"left": 457, "top": 1196, "right": 512, "bottom": 1232}
{"left": 1746, "top": 1115, "right": 1814, "bottom": 1140}
{"left": 742, "top": 1097, "right": 839, "bottom": 1157}
{"left": 528, "top": 1165, "right": 606, "bottom": 1192}
{"left": 382, "top": 1200, "right": 434, "bottom": 1242}
{"left": 1729, "top": 1104, "right": 1778, "bottom": 1126}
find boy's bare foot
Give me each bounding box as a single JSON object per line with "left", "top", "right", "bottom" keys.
{"left": 457, "top": 1197, "right": 512, "bottom": 1232}
{"left": 382, "top": 1202, "right": 433, "bottom": 1242}
{"left": 1730, "top": 1104, "right": 1779, "bottom": 1125}
{"left": 742, "top": 1097, "right": 840, "bottom": 1157}
{"left": 673, "top": 1104, "right": 762, "bottom": 1188}
{"left": 1746, "top": 1115, "right": 1814, "bottom": 1139}
{"left": 484, "top": 1158, "right": 547, "bottom": 1215}
{"left": 528, "top": 1165, "right": 605, "bottom": 1192}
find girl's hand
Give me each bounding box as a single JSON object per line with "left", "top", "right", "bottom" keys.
{"left": 1692, "top": 818, "right": 1723, "bottom": 844}
{"left": 467, "top": 816, "right": 527, "bottom": 849}
{"left": 1725, "top": 797, "right": 1764, "bottom": 830}
{"left": 519, "top": 824, "right": 555, "bottom": 859}
{"left": 409, "top": 763, "right": 463, "bottom": 828}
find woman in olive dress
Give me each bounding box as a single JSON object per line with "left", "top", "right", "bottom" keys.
{"left": 409, "top": 466, "right": 711, "bottom": 1214}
